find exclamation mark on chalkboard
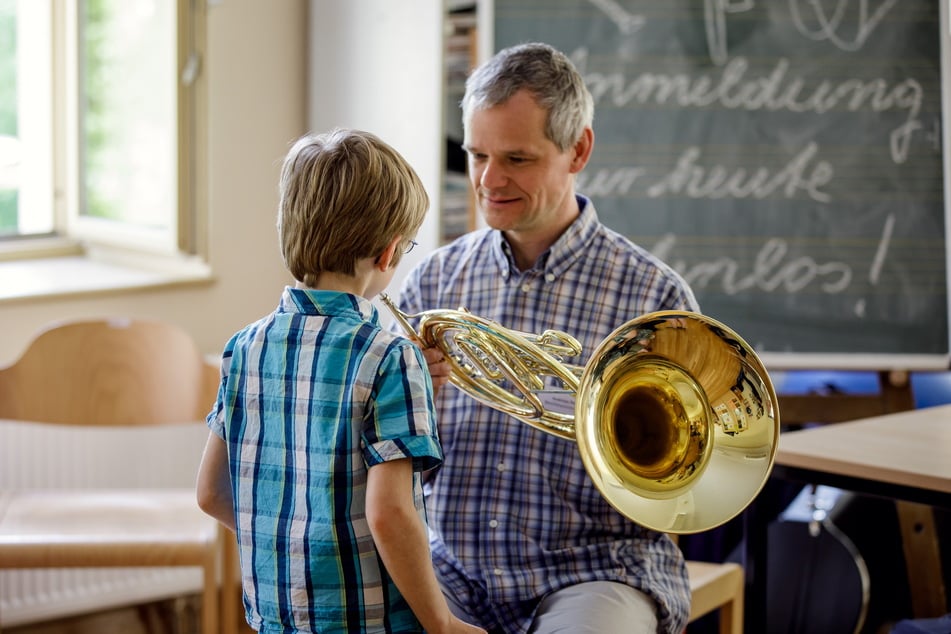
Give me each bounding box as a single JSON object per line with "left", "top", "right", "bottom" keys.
{"left": 855, "top": 213, "right": 895, "bottom": 318}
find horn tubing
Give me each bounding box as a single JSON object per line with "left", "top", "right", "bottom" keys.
{"left": 378, "top": 293, "right": 780, "bottom": 533}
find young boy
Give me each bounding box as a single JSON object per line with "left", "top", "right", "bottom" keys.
{"left": 196, "top": 129, "right": 485, "bottom": 634}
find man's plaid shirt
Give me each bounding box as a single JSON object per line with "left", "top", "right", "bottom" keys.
{"left": 396, "top": 196, "right": 699, "bottom": 634}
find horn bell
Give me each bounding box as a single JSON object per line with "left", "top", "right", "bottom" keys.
{"left": 575, "top": 311, "right": 779, "bottom": 534}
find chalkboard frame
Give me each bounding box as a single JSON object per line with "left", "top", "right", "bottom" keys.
{"left": 472, "top": 0, "right": 951, "bottom": 371}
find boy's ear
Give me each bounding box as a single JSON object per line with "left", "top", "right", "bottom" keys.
{"left": 375, "top": 235, "right": 403, "bottom": 271}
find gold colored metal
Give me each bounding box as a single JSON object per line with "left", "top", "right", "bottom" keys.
{"left": 379, "top": 293, "right": 779, "bottom": 534}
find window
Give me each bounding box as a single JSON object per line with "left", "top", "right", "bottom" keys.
{"left": 0, "top": 0, "right": 205, "bottom": 262}
{"left": 0, "top": 1, "right": 52, "bottom": 237}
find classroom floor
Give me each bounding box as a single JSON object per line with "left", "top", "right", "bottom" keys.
{"left": 4, "top": 592, "right": 254, "bottom": 634}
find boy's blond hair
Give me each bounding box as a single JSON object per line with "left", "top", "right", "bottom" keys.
{"left": 277, "top": 128, "right": 429, "bottom": 287}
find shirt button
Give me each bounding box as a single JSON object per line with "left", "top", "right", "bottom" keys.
{"left": 496, "top": 463, "right": 505, "bottom": 472}
{"left": 545, "top": 273, "right": 555, "bottom": 282}
{"left": 489, "top": 519, "right": 499, "bottom": 528}
{"left": 493, "top": 568, "right": 504, "bottom": 576}
{"left": 521, "top": 283, "right": 531, "bottom": 292}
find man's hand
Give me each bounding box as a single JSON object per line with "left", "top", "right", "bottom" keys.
{"left": 420, "top": 345, "right": 450, "bottom": 394}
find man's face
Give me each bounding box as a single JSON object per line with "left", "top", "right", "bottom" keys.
{"left": 463, "top": 90, "right": 586, "bottom": 242}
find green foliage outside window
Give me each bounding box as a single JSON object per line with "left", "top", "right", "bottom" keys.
{"left": 0, "top": 0, "right": 177, "bottom": 241}
{"left": 0, "top": 0, "right": 17, "bottom": 233}
{"left": 81, "top": 0, "right": 174, "bottom": 228}
{"left": 82, "top": 0, "right": 119, "bottom": 221}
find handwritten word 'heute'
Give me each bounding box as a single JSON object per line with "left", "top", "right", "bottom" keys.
{"left": 647, "top": 142, "right": 832, "bottom": 201}
{"left": 577, "top": 142, "right": 834, "bottom": 203}
{"left": 575, "top": 50, "right": 923, "bottom": 164}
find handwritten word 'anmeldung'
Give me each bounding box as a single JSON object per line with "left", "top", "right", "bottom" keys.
{"left": 574, "top": 50, "right": 923, "bottom": 164}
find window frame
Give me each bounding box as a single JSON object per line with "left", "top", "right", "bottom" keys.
{"left": 0, "top": 0, "right": 208, "bottom": 270}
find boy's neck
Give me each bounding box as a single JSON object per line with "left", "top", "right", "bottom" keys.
{"left": 296, "top": 277, "right": 367, "bottom": 297}
{"left": 295, "top": 258, "right": 381, "bottom": 299}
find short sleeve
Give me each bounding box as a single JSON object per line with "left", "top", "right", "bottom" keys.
{"left": 362, "top": 338, "right": 442, "bottom": 473}
{"left": 205, "top": 334, "right": 236, "bottom": 440}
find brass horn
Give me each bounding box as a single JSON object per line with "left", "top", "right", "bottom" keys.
{"left": 379, "top": 294, "right": 779, "bottom": 534}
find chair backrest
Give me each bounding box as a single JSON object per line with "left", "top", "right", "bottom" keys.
{"left": 0, "top": 317, "right": 220, "bottom": 426}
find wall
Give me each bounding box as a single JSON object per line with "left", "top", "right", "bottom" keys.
{"left": 0, "top": 0, "right": 445, "bottom": 362}
{"left": 307, "top": 0, "right": 444, "bottom": 289}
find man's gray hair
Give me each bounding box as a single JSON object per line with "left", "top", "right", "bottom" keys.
{"left": 461, "top": 42, "right": 594, "bottom": 151}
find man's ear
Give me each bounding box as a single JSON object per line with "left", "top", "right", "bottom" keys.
{"left": 569, "top": 127, "right": 594, "bottom": 174}
{"left": 376, "top": 235, "right": 403, "bottom": 271}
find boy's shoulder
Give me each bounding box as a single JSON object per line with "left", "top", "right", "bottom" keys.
{"left": 370, "top": 325, "right": 419, "bottom": 356}
{"left": 221, "top": 312, "right": 273, "bottom": 350}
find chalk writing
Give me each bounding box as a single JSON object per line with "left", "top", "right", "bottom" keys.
{"left": 587, "top": 0, "right": 645, "bottom": 35}
{"left": 652, "top": 233, "right": 852, "bottom": 296}
{"left": 701, "top": 0, "right": 900, "bottom": 65}
{"left": 578, "top": 166, "right": 645, "bottom": 196}
{"left": 574, "top": 49, "right": 924, "bottom": 164}
{"left": 493, "top": 0, "right": 947, "bottom": 356}
{"left": 704, "top": 0, "right": 755, "bottom": 65}
{"left": 855, "top": 212, "right": 895, "bottom": 317}
{"left": 789, "top": 0, "right": 899, "bottom": 52}
{"left": 646, "top": 143, "right": 833, "bottom": 202}
{"left": 650, "top": 213, "right": 898, "bottom": 319}
{"left": 577, "top": 142, "right": 834, "bottom": 202}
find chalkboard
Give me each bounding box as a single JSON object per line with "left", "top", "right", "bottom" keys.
{"left": 490, "top": 0, "right": 950, "bottom": 369}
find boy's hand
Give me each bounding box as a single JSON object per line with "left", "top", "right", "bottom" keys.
{"left": 453, "top": 617, "right": 488, "bottom": 634}
{"left": 432, "top": 615, "right": 487, "bottom": 634}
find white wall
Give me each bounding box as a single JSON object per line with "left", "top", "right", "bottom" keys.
{"left": 0, "top": 0, "right": 446, "bottom": 362}
{"left": 308, "top": 1, "right": 445, "bottom": 302}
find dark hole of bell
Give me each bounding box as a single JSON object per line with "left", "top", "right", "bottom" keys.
{"left": 613, "top": 388, "right": 673, "bottom": 467}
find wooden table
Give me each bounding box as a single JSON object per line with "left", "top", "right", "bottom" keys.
{"left": 745, "top": 404, "right": 951, "bottom": 632}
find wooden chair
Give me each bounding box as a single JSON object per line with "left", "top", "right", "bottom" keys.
{"left": 0, "top": 317, "right": 224, "bottom": 633}
{"left": 673, "top": 528, "right": 744, "bottom": 634}
{"left": 686, "top": 559, "right": 744, "bottom": 634}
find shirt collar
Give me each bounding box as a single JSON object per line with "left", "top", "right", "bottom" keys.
{"left": 491, "top": 194, "right": 599, "bottom": 280}
{"left": 278, "top": 286, "right": 379, "bottom": 324}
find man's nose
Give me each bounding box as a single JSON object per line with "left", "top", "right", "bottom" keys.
{"left": 479, "top": 159, "right": 507, "bottom": 189}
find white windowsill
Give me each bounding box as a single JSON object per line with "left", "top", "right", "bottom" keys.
{"left": 0, "top": 244, "right": 214, "bottom": 304}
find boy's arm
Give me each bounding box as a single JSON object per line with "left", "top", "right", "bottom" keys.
{"left": 196, "top": 430, "right": 236, "bottom": 532}
{"left": 366, "top": 459, "right": 486, "bottom": 634}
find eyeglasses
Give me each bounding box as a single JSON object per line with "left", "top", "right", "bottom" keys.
{"left": 404, "top": 239, "right": 418, "bottom": 254}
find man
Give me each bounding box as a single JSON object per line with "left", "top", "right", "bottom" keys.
{"left": 395, "top": 43, "right": 699, "bottom": 634}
